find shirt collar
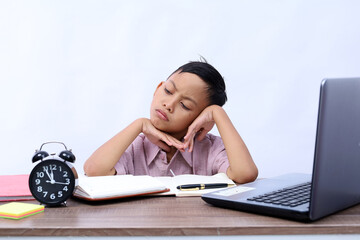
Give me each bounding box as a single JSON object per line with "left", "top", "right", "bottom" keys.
{"left": 144, "top": 137, "right": 193, "bottom": 167}
{"left": 144, "top": 137, "right": 162, "bottom": 166}
{"left": 179, "top": 150, "right": 193, "bottom": 167}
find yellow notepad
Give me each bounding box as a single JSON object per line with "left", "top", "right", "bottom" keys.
{"left": 0, "top": 202, "right": 44, "bottom": 220}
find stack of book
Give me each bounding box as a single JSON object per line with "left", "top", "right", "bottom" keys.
{"left": 0, "top": 175, "right": 34, "bottom": 202}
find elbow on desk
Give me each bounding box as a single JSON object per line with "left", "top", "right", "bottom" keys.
{"left": 83, "top": 161, "right": 110, "bottom": 177}
{"left": 83, "top": 162, "right": 96, "bottom": 176}
{"left": 243, "top": 168, "right": 258, "bottom": 184}
{"left": 228, "top": 166, "right": 258, "bottom": 184}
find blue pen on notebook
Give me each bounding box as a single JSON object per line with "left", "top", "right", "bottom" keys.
{"left": 176, "top": 183, "right": 234, "bottom": 191}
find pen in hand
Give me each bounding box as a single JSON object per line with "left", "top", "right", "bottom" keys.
{"left": 176, "top": 183, "right": 234, "bottom": 191}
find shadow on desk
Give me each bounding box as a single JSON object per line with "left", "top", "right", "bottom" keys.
{"left": 70, "top": 194, "right": 173, "bottom": 206}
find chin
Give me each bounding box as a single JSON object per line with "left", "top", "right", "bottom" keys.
{"left": 150, "top": 117, "right": 186, "bottom": 136}
{"left": 150, "top": 118, "right": 167, "bottom": 131}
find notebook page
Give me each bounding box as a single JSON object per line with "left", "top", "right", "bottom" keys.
{"left": 76, "top": 175, "right": 167, "bottom": 199}
{"left": 155, "top": 173, "right": 235, "bottom": 197}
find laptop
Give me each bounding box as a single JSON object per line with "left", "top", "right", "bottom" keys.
{"left": 202, "top": 78, "right": 360, "bottom": 222}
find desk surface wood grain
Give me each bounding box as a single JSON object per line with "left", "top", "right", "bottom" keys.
{"left": 1, "top": 196, "right": 360, "bottom": 236}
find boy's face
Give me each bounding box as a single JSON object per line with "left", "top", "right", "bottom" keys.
{"left": 150, "top": 71, "right": 209, "bottom": 139}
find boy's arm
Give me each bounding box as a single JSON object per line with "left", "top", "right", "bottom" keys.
{"left": 183, "top": 105, "right": 258, "bottom": 183}
{"left": 84, "top": 118, "right": 184, "bottom": 176}
{"left": 212, "top": 106, "right": 258, "bottom": 183}
{"left": 84, "top": 118, "right": 144, "bottom": 176}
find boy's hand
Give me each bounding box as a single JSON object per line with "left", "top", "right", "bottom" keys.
{"left": 141, "top": 118, "right": 184, "bottom": 152}
{"left": 183, "top": 105, "right": 218, "bottom": 152}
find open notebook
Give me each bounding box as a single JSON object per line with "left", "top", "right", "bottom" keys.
{"left": 73, "top": 173, "right": 235, "bottom": 201}
{"left": 155, "top": 173, "right": 235, "bottom": 197}
{"left": 73, "top": 175, "right": 168, "bottom": 201}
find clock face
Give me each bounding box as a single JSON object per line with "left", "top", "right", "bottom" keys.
{"left": 29, "top": 159, "right": 76, "bottom": 206}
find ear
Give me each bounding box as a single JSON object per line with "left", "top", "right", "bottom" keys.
{"left": 154, "top": 81, "right": 164, "bottom": 95}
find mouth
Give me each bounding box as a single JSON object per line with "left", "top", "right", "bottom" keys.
{"left": 155, "top": 109, "right": 169, "bottom": 121}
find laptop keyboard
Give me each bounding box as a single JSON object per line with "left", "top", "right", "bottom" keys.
{"left": 247, "top": 182, "right": 311, "bottom": 208}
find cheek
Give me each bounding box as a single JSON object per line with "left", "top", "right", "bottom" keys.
{"left": 177, "top": 112, "right": 197, "bottom": 126}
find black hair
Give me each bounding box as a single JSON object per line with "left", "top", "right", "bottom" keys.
{"left": 170, "top": 60, "right": 227, "bottom": 107}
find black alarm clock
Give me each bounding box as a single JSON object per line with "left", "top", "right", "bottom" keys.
{"left": 29, "top": 142, "right": 78, "bottom": 206}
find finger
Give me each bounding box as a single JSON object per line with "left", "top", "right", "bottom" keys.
{"left": 188, "top": 137, "right": 195, "bottom": 152}
{"left": 158, "top": 133, "right": 173, "bottom": 147}
{"left": 183, "top": 133, "right": 195, "bottom": 150}
{"left": 184, "top": 124, "right": 199, "bottom": 141}
{"left": 168, "top": 137, "right": 185, "bottom": 150}
{"left": 182, "top": 139, "right": 189, "bottom": 150}
{"left": 160, "top": 134, "right": 183, "bottom": 151}
{"left": 157, "top": 140, "right": 171, "bottom": 152}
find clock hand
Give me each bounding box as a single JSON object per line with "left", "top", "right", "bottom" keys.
{"left": 44, "top": 169, "right": 52, "bottom": 181}
{"left": 50, "top": 169, "right": 54, "bottom": 181}
{"left": 45, "top": 180, "right": 69, "bottom": 185}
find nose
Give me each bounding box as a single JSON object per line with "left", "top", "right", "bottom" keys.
{"left": 163, "top": 99, "right": 176, "bottom": 113}
{"left": 163, "top": 102, "right": 172, "bottom": 113}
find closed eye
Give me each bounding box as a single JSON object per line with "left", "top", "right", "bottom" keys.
{"left": 164, "top": 87, "right": 172, "bottom": 95}
{"left": 180, "top": 102, "right": 190, "bottom": 111}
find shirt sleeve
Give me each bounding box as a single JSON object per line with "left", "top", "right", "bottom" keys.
{"left": 208, "top": 134, "right": 230, "bottom": 174}
{"left": 114, "top": 136, "right": 139, "bottom": 175}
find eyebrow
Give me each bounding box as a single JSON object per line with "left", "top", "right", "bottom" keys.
{"left": 169, "top": 80, "right": 198, "bottom": 106}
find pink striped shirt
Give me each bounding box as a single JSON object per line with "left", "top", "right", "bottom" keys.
{"left": 114, "top": 133, "right": 230, "bottom": 176}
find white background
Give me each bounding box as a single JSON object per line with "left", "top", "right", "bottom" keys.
{"left": 1, "top": 0, "right": 359, "bottom": 178}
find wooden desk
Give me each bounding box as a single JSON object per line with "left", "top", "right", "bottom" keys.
{"left": 1, "top": 196, "right": 360, "bottom": 236}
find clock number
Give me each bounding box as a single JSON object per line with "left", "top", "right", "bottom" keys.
{"left": 58, "top": 191, "right": 63, "bottom": 198}
{"left": 50, "top": 164, "right": 57, "bottom": 171}
{"left": 43, "top": 166, "right": 49, "bottom": 172}
{"left": 37, "top": 172, "right": 44, "bottom": 178}
{"left": 43, "top": 191, "right": 48, "bottom": 197}
{"left": 37, "top": 186, "right": 42, "bottom": 192}
{"left": 63, "top": 171, "right": 68, "bottom": 177}
{"left": 63, "top": 186, "right": 68, "bottom": 192}
{"left": 35, "top": 179, "right": 41, "bottom": 185}
{"left": 50, "top": 193, "right": 56, "bottom": 200}
{"left": 65, "top": 178, "right": 70, "bottom": 184}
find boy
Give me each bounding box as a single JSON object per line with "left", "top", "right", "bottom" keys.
{"left": 84, "top": 61, "right": 258, "bottom": 183}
